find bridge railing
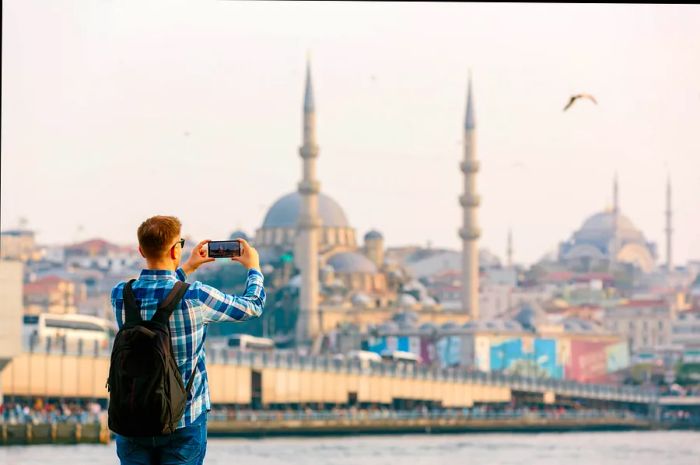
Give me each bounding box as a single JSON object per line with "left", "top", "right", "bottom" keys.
{"left": 213, "top": 350, "right": 659, "bottom": 403}
{"left": 21, "top": 338, "right": 659, "bottom": 403}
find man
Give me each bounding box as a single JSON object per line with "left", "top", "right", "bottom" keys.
{"left": 110, "top": 215, "right": 265, "bottom": 464}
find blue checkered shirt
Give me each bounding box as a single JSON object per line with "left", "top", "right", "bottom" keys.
{"left": 110, "top": 267, "right": 266, "bottom": 429}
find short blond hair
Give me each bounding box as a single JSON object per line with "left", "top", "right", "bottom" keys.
{"left": 137, "top": 216, "right": 182, "bottom": 259}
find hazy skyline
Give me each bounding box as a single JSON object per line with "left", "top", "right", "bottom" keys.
{"left": 2, "top": 2, "right": 699, "bottom": 266}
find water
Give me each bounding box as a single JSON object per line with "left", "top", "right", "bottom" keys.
{"left": 1, "top": 431, "right": 698, "bottom": 465}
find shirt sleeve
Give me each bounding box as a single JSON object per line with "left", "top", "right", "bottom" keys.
{"left": 111, "top": 282, "right": 126, "bottom": 329}
{"left": 194, "top": 269, "right": 266, "bottom": 323}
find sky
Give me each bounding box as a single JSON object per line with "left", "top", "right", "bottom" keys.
{"left": 2, "top": 1, "right": 699, "bottom": 266}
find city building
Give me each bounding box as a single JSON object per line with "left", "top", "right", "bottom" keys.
{"left": 0, "top": 230, "right": 40, "bottom": 262}
{"left": 23, "top": 275, "right": 84, "bottom": 315}
{"left": 603, "top": 299, "right": 675, "bottom": 353}
{"left": 671, "top": 309, "right": 700, "bottom": 354}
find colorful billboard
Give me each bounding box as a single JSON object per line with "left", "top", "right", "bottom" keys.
{"left": 565, "top": 339, "right": 630, "bottom": 382}
{"left": 487, "top": 337, "right": 564, "bottom": 379}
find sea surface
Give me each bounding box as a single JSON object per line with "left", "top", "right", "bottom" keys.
{"left": 1, "top": 431, "right": 699, "bottom": 465}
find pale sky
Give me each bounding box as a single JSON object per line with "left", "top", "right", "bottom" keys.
{"left": 2, "top": 1, "right": 699, "bottom": 266}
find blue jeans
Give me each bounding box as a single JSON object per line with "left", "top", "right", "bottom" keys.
{"left": 115, "top": 413, "right": 207, "bottom": 465}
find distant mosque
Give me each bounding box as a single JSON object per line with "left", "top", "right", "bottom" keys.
{"left": 557, "top": 175, "right": 661, "bottom": 273}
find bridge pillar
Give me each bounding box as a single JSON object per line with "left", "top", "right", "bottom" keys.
{"left": 0, "top": 261, "right": 23, "bottom": 406}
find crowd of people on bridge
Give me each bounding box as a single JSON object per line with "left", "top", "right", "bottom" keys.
{"left": 0, "top": 399, "right": 106, "bottom": 425}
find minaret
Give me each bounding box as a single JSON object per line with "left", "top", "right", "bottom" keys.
{"left": 665, "top": 175, "right": 673, "bottom": 272}
{"left": 295, "top": 59, "right": 322, "bottom": 345}
{"left": 507, "top": 228, "right": 513, "bottom": 269}
{"left": 458, "top": 72, "right": 480, "bottom": 320}
{"left": 610, "top": 172, "right": 620, "bottom": 269}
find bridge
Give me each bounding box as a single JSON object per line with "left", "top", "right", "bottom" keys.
{"left": 1, "top": 342, "right": 658, "bottom": 411}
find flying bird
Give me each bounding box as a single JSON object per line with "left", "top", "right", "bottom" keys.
{"left": 563, "top": 93, "right": 597, "bottom": 111}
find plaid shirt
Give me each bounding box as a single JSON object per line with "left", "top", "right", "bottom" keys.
{"left": 110, "top": 267, "right": 266, "bottom": 429}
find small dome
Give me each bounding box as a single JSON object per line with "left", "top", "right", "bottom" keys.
{"left": 378, "top": 321, "right": 399, "bottom": 333}
{"left": 514, "top": 303, "right": 548, "bottom": 330}
{"left": 479, "top": 248, "right": 502, "bottom": 268}
{"left": 419, "top": 323, "right": 437, "bottom": 332}
{"left": 351, "top": 293, "right": 372, "bottom": 307}
{"left": 403, "top": 279, "right": 426, "bottom": 293}
{"left": 329, "top": 278, "right": 346, "bottom": 289}
{"left": 364, "top": 230, "right": 383, "bottom": 241}
{"left": 392, "top": 311, "right": 419, "bottom": 324}
{"left": 262, "top": 192, "right": 350, "bottom": 228}
{"left": 327, "top": 251, "right": 378, "bottom": 274}
{"left": 229, "top": 230, "right": 250, "bottom": 241}
{"left": 563, "top": 244, "right": 606, "bottom": 260}
{"left": 398, "top": 293, "right": 418, "bottom": 306}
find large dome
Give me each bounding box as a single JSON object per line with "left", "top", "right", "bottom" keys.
{"left": 575, "top": 211, "right": 644, "bottom": 244}
{"left": 262, "top": 192, "right": 350, "bottom": 228}
{"left": 327, "top": 251, "right": 378, "bottom": 274}
{"left": 559, "top": 209, "right": 656, "bottom": 272}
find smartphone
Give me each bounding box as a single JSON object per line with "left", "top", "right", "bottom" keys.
{"left": 207, "top": 240, "right": 242, "bottom": 258}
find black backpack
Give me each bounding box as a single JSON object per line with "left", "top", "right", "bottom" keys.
{"left": 107, "top": 279, "right": 194, "bottom": 436}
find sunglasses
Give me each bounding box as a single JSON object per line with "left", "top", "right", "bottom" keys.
{"left": 171, "top": 238, "right": 185, "bottom": 250}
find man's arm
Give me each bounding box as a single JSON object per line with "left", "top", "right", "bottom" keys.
{"left": 110, "top": 282, "right": 126, "bottom": 329}
{"left": 194, "top": 269, "right": 266, "bottom": 323}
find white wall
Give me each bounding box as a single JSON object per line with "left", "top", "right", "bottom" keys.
{"left": 0, "top": 260, "right": 23, "bottom": 402}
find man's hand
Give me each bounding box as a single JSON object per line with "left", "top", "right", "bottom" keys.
{"left": 232, "top": 238, "right": 261, "bottom": 272}
{"left": 182, "top": 239, "right": 216, "bottom": 275}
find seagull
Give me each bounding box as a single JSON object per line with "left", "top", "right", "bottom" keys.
{"left": 563, "top": 93, "right": 597, "bottom": 111}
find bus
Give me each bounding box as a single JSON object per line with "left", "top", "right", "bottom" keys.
{"left": 345, "top": 350, "right": 383, "bottom": 368}
{"left": 381, "top": 350, "right": 421, "bottom": 365}
{"left": 227, "top": 334, "right": 275, "bottom": 352}
{"left": 33, "top": 313, "right": 116, "bottom": 349}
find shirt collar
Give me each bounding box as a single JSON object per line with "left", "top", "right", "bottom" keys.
{"left": 139, "top": 269, "right": 178, "bottom": 281}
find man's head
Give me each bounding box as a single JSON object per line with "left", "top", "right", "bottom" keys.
{"left": 137, "top": 215, "right": 183, "bottom": 267}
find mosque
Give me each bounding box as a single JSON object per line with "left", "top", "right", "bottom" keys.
{"left": 226, "top": 61, "right": 481, "bottom": 347}
{"left": 557, "top": 175, "right": 663, "bottom": 274}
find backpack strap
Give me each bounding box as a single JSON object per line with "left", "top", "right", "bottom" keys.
{"left": 151, "top": 281, "right": 198, "bottom": 393}
{"left": 185, "top": 359, "right": 198, "bottom": 393}
{"left": 123, "top": 279, "right": 143, "bottom": 325}
{"left": 151, "top": 281, "right": 190, "bottom": 326}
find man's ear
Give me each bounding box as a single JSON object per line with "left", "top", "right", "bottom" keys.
{"left": 138, "top": 246, "right": 146, "bottom": 259}
{"left": 170, "top": 245, "right": 177, "bottom": 260}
